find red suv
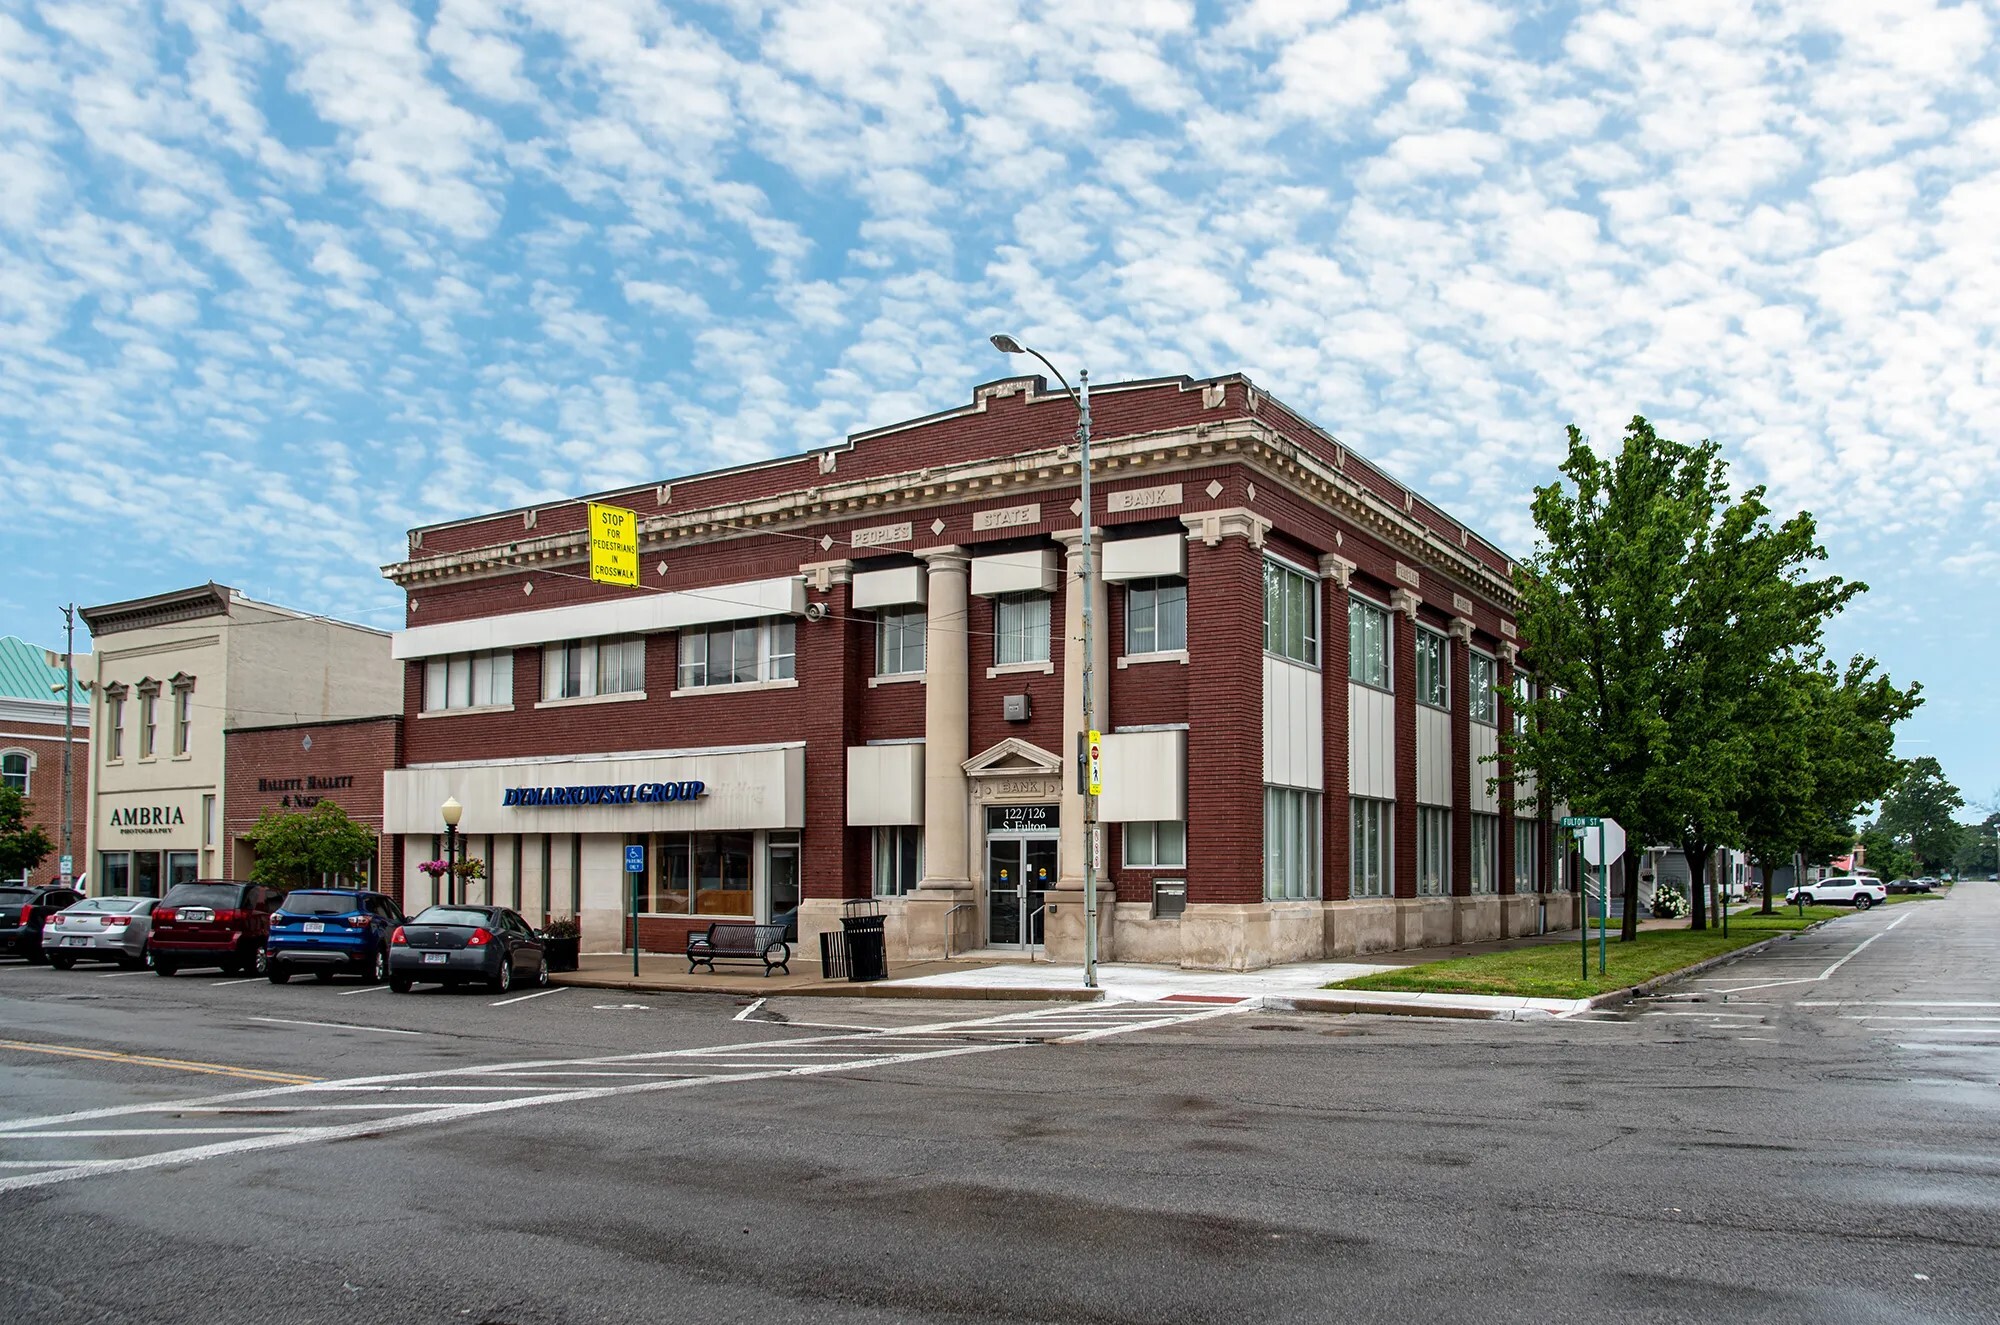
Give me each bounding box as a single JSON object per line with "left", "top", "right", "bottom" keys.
{"left": 151, "top": 881, "right": 280, "bottom": 976}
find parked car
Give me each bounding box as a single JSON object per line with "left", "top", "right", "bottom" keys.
{"left": 1786, "top": 876, "right": 1887, "bottom": 910}
{"left": 0, "top": 884, "right": 84, "bottom": 961}
{"left": 42, "top": 897, "right": 157, "bottom": 968}
{"left": 150, "top": 881, "right": 280, "bottom": 976}
{"left": 267, "top": 889, "right": 403, "bottom": 984}
{"left": 389, "top": 905, "right": 548, "bottom": 994}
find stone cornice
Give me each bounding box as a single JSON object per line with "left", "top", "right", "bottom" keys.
{"left": 1180, "top": 507, "right": 1270, "bottom": 548}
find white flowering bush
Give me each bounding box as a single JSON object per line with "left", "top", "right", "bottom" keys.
{"left": 1650, "top": 884, "right": 1689, "bottom": 918}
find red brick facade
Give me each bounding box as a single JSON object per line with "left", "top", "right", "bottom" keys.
{"left": 0, "top": 716, "right": 87, "bottom": 886}
{"left": 222, "top": 717, "right": 403, "bottom": 904}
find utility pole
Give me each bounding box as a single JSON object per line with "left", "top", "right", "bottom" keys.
{"left": 60, "top": 605, "right": 75, "bottom": 890}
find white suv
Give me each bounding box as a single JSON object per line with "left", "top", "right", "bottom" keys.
{"left": 1786, "top": 876, "right": 1887, "bottom": 910}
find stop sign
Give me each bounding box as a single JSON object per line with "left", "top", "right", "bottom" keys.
{"left": 1580, "top": 818, "right": 1627, "bottom": 866}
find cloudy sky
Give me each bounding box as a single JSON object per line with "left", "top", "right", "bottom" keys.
{"left": 3, "top": 0, "right": 1996, "bottom": 808}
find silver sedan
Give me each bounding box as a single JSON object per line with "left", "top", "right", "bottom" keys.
{"left": 42, "top": 898, "right": 157, "bottom": 969}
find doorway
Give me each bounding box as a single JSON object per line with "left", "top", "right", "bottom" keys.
{"left": 985, "top": 828, "right": 1057, "bottom": 949}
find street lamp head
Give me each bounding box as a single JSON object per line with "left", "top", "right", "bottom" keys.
{"left": 440, "top": 795, "right": 463, "bottom": 828}
{"left": 988, "top": 333, "right": 1026, "bottom": 354}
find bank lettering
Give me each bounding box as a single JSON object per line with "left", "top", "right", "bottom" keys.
{"left": 850, "top": 522, "right": 912, "bottom": 549}
{"left": 1107, "top": 483, "right": 1182, "bottom": 513}
{"left": 503, "top": 781, "right": 708, "bottom": 808}
{"left": 972, "top": 503, "right": 1040, "bottom": 532}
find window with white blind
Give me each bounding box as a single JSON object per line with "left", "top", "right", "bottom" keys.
{"left": 543, "top": 636, "right": 645, "bottom": 701}
{"left": 877, "top": 607, "right": 926, "bottom": 676}
{"left": 1470, "top": 813, "right": 1500, "bottom": 893}
{"left": 1264, "top": 787, "right": 1321, "bottom": 900}
{"left": 1418, "top": 806, "right": 1450, "bottom": 896}
{"left": 994, "top": 593, "right": 1051, "bottom": 665}
{"left": 1416, "top": 629, "right": 1448, "bottom": 709}
{"left": 678, "top": 619, "right": 795, "bottom": 689}
{"left": 872, "top": 826, "right": 923, "bottom": 896}
{"left": 1350, "top": 797, "right": 1391, "bottom": 898}
{"left": 1469, "top": 652, "right": 1498, "bottom": 725}
{"left": 1122, "top": 821, "right": 1186, "bottom": 868}
{"left": 424, "top": 651, "right": 515, "bottom": 712}
{"left": 1348, "top": 597, "right": 1390, "bottom": 689}
{"left": 1514, "top": 825, "right": 1539, "bottom": 894}
{"left": 1264, "top": 559, "right": 1319, "bottom": 666}
{"left": 1126, "top": 578, "right": 1187, "bottom": 655}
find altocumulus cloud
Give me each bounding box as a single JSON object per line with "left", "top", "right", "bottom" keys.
{"left": 0, "top": 0, "right": 1996, "bottom": 789}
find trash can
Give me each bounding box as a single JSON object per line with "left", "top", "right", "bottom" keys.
{"left": 818, "top": 929, "right": 849, "bottom": 980}
{"left": 839, "top": 898, "right": 888, "bottom": 983}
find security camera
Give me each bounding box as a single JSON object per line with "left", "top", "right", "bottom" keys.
{"left": 803, "top": 602, "right": 829, "bottom": 622}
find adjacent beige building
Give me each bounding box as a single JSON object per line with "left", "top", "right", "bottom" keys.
{"left": 81, "top": 584, "right": 400, "bottom": 896}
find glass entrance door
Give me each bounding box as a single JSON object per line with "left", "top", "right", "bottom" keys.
{"left": 985, "top": 836, "right": 1057, "bottom": 949}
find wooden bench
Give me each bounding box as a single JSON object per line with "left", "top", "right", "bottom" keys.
{"left": 685, "top": 922, "right": 792, "bottom": 976}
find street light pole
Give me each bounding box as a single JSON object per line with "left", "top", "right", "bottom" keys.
{"left": 59, "top": 605, "right": 75, "bottom": 889}
{"left": 989, "top": 334, "right": 1098, "bottom": 989}
{"left": 440, "top": 796, "right": 463, "bottom": 908}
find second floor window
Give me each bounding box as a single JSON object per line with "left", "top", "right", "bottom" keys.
{"left": 1416, "top": 629, "right": 1447, "bottom": 709}
{"left": 877, "top": 608, "right": 926, "bottom": 676}
{"left": 106, "top": 692, "right": 125, "bottom": 760}
{"left": 140, "top": 691, "right": 158, "bottom": 758}
{"left": 173, "top": 688, "right": 192, "bottom": 756}
{"left": 424, "top": 650, "right": 515, "bottom": 711}
{"left": 1264, "top": 559, "right": 1319, "bottom": 666}
{"left": 1470, "top": 653, "right": 1498, "bottom": 725}
{"left": 1, "top": 751, "right": 26, "bottom": 795}
{"left": 993, "top": 593, "right": 1050, "bottom": 666}
{"left": 1349, "top": 597, "right": 1390, "bottom": 689}
{"left": 1126, "top": 578, "right": 1187, "bottom": 655}
{"left": 678, "top": 619, "right": 796, "bottom": 689}
{"left": 543, "top": 636, "right": 646, "bottom": 700}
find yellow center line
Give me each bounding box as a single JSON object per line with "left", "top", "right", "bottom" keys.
{"left": 0, "top": 1039, "right": 320, "bottom": 1086}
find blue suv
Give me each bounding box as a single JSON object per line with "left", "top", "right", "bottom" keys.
{"left": 266, "top": 889, "right": 404, "bottom": 984}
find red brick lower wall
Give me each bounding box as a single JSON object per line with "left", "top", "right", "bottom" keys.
{"left": 0, "top": 722, "right": 88, "bottom": 884}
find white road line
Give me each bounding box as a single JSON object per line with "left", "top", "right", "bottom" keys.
{"left": 1, "top": 1127, "right": 301, "bottom": 1138}
{"left": 1837, "top": 1015, "right": 2000, "bottom": 1022}
{"left": 247, "top": 1016, "right": 426, "bottom": 1037}
{"left": 336, "top": 984, "right": 391, "bottom": 996}
{"left": 0, "top": 1160, "right": 126, "bottom": 1168}
{"left": 96, "top": 970, "right": 152, "bottom": 978}
{"left": 1798, "top": 1000, "right": 2000, "bottom": 1008}
{"left": 491, "top": 987, "right": 564, "bottom": 1007}
{"left": 1706, "top": 915, "right": 1912, "bottom": 995}
{"left": 733, "top": 997, "right": 766, "bottom": 1022}
{"left": 1920, "top": 1028, "right": 2000, "bottom": 1036}
{"left": 210, "top": 977, "right": 266, "bottom": 987}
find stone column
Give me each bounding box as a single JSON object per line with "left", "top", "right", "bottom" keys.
{"left": 1496, "top": 642, "right": 1520, "bottom": 935}
{"left": 1447, "top": 618, "right": 1474, "bottom": 903}
{"left": 904, "top": 547, "right": 974, "bottom": 958}
{"left": 1319, "top": 556, "right": 1355, "bottom": 907}
{"left": 1046, "top": 530, "right": 1112, "bottom": 963}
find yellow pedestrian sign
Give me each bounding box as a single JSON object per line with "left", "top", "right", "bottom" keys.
{"left": 588, "top": 502, "right": 639, "bottom": 587}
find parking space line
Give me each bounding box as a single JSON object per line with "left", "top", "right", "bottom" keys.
{"left": 210, "top": 977, "right": 266, "bottom": 987}
{"left": 0, "top": 1038, "right": 319, "bottom": 1085}
{"left": 96, "top": 970, "right": 153, "bottom": 978}
{"left": 491, "top": 987, "right": 565, "bottom": 1007}
{"left": 246, "top": 1016, "right": 426, "bottom": 1037}
{"left": 336, "top": 985, "right": 391, "bottom": 996}
{"left": 11, "top": 1127, "right": 302, "bottom": 1138}
{"left": 733, "top": 997, "right": 766, "bottom": 1022}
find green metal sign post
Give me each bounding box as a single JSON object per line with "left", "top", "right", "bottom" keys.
{"left": 1560, "top": 816, "right": 1610, "bottom": 979}
{"left": 624, "top": 843, "right": 645, "bottom": 978}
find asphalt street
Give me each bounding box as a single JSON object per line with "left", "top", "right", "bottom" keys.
{"left": 1, "top": 884, "right": 1996, "bottom": 1324}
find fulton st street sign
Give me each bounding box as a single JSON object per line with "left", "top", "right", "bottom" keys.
{"left": 502, "top": 781, "right": 707, "bottom": 807}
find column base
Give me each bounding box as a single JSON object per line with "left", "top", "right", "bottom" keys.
{"left": 1178, "top": 902, "right": 1321, "bottom": 971}
{"left": 903, "top": 885, "right": 979, "bottom": 960}
{"left": 1451, "top": 895, "right": 1502, "bottom": 944}
{"left": 1042, "top": 883, "right": 1115, "bottom": 964}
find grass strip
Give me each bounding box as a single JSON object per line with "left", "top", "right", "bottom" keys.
{"left": 1329, "top": 906, "right": 1853, "bottom": 1001}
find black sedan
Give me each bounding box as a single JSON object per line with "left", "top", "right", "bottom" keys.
{"left": 0, "top": 884, "right": 84, "bottom": 962}
{"left": 388, "top": 905, "right": 549, "bottom": 994}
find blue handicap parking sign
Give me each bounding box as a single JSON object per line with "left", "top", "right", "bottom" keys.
{"left": 624, "top": 844, "right": 645, "bottom": 874}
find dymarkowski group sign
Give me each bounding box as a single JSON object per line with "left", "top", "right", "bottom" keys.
{"left": 502, "top": 781, "right": 707, "bottom": 807}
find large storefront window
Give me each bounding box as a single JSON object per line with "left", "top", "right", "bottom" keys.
{"left": 873, "top": 826, "right": 923, "bottom": 896}
{"left": 1350, "top": 797, "right": 1391, "bottom": 898}
{"left": 1417, "top": 806, "right": 1449, "bottom": 896}
{"left": 641, "top": 832, "right": 755, "bottom": 916}
{"left": 1264, "top": 786, "right": 1321, "bottom": 900}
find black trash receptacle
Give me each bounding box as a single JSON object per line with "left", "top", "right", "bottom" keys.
{"left": 839, "top": 899, "right": 888, "bottom": 983}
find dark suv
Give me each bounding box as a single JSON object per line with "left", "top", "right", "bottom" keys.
{"left": 267, "top": 889, "right": 404, "bottom": 984}
{"left": 151, "top": 881, "right": 280, "bottom": 976}
{"left": 0, "top": 885, "right": 83, "bottom": 962}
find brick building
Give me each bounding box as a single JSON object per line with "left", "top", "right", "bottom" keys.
{"left": 0, "top": 635, "right": 89, "bottom": 887}
{"left": 381, "top": 373, "right": 1581, "bottom": 970}
{"left": 223, "top": 716, "right": 405, "bottom": 904}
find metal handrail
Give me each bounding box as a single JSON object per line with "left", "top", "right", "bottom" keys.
{"left": 1027, "top": 904, "right": 1048, "bottom": 962}
{"left": 942, "top": 902, "right": 975, "bottom": 959}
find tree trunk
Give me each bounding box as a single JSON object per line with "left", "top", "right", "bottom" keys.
{"left": 1620, "top": 850, "right": 1641, "bottom": 942}
{"left": 1757, "top": 854, "right": 1776, "bottom": 916}
{"left": 1686, "top": 841, "right": 1709, "bottom": 930}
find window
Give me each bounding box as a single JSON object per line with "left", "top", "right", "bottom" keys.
{"left": 1348, "top": 597, "right": 1390, "bottom": 689}
{"left": 1263, "top": 560, "right": 1319, "bottom": 666}
{"left": 1123, "top": 821, "right": 1186, "bottom": 868}
{"left": 106, "top": 692, "right": 124, "bottom": 760}
{"left": 678, "top": 619, "right": 794, "bottom": 689}
{"left": 140, "top": 690, "right": 158, "bottom": 758}
{"left": 173, "top": 688, "right": 192, "bottom": 756}
{"left": 993, "top": 592, "right": 1051, "bottom": 665}
{"left": 1418, "top": 806, "right": 1450, "bottom": 896}
{"left": 543, "top": 636, "right": 645, "bottom": 700}
{"left": 1264, "top": 786, "right": 1321, "bottom": 900}
{"left": 423, "top": 651, "right": 515, "bottom": 711}
{"left": 1416, "top": 629, "right": 1448, "bottom": 709}
{"left": 1470, "top": 813, "right": 1500, "bottom": 893}
{"left": 202, "top": 795, "right": 216, "bottom": 848}
{"left": 873, "top": 826, "right": 924, "bottom": 896}
{"left": 877, "top": 608, "right": 926, "bottom": 676}
{"left": 1469, "top": 653, "right": 1498, "bottom": 725}
{"left": 642, "top": 832, "right": 755, "bottom": 915}
{"left": 1126, "top": 578, "right": 1187, "bottom": 655}
{"left": 1, "top": 752, "right": 25, "bottom": 795}
{"left": 1512, "top": 673, "right": 1534, "bottom": 735}
{"left": 99, "top": 852, "right": 130, "bottom": 896}
{"left": 1514, "top": 824, "right": 1539, "bottom": 894}
{"left": 167, "top": 851, "right": 199, "bottom": 891}
{"left": 1351, "top": 797, "right": 1392, "bottom": 898}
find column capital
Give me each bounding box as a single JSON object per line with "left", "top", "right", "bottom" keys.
{"left": 1447, "top": 616, "right": 1474, "bottom": 643}
{"left": 1052, "top": 527, "right": 1105, "bottom": 556}
{"left": 1318, "top": 553, "right": 1356, "bottom": 588}
{"left": 1390, "top": 588, "right": 1421, "bottom": 619}
{"left": 1180, "top": 507, "right": 1270, "bottom": 549}
{"left": 798, "top": 559, "right": 852, "bottom": 591}
{"left": 915, "top": 544, "right": 969, "bottom": 571}
{"left": 1496, "top": 641, "right": 1519, "bottom": 666}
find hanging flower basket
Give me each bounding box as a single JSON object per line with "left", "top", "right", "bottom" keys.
{"left": 416, "top": 859, "right": 450, "bottom": 880}
{"left": 451, "top": 858, "right": 486, "bottom": 880}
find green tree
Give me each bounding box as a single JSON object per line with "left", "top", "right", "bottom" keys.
{"left": 1856, "top": 822, "right": 1915, "bottom": 880}
{"left": 1875, "top": 757, "right": 1966, "bottom": 873}
{"left": 0, "top": 786, "right": 56, "bottom": 882}
{"left": 1952, "top": 811, "right": 2000, "bottom": 876}
{"left": 242, "top": 801, "right": 378, "bottom": 892}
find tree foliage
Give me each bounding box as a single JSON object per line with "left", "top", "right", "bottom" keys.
{"left": 1874, "top": 756, "right": 1966, "bottom": 872}
{"left": 242, "top": 801, "right": 378, "bottom": 892}
{"left": 0, "top": 786, "right": 56, "bottom": 881}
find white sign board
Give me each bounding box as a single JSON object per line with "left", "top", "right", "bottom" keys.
{"left": 1579, "top": 818, "right": 1626, "bottom": 867}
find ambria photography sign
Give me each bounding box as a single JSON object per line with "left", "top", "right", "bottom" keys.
{"left": 502, "top": 781, "right": 708, "bottom": 808}
{"left": 108, "top": 805, "right": 186, "bottom": 834}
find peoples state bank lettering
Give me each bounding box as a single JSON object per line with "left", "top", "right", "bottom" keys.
{"left": 502, "top": 781, "right": 707, "bottom": 808}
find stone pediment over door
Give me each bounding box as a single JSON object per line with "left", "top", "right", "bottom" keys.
{"left": 962, "top": 738, "right": 1065, "bottom": 804}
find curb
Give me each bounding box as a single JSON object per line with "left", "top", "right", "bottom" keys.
{"left": 1262, "top": 996, "right": 1523, "bottom": 1021}
{"left": 549, "top": 974, "right": 1102, "bottom": 1003}
{"left": 1579, "top": 915, "right": 1838, "bottom": 1010}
